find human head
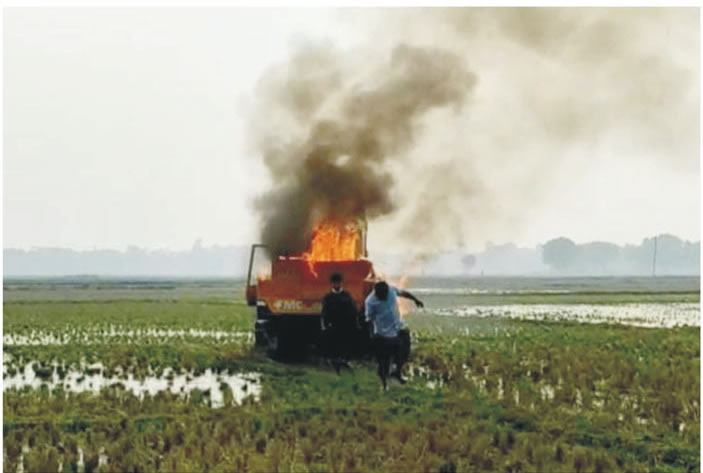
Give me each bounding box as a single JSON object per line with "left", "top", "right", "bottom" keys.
{"left": 374, "top": 281, "right": 389, "bottom": 301}
{"left": 330, "top": 272, "right": 343, "bottom": 291}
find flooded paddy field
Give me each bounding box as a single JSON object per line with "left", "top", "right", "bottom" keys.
{"left": 3, "top": 276, "right": 700, "bottom": 472}
{"left": 436, "top": 302, "right": 700, "bottom": 328}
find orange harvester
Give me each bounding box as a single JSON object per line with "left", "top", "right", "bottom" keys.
{"left": 245, "top": 218, "right": 377, "bottom": 357}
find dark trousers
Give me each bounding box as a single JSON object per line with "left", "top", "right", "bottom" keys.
{"left": 374, "top": 329, "right": 410, "bottom": 386}
{"left": 324, "top": 326, "right": 354, "bottom": 360}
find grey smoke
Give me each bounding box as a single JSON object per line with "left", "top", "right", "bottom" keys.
{"left": 250, "top": 8, "right": 698, "bottom": 257}
{"left": 251, "top": 43, "right": 477, "bottom": 256}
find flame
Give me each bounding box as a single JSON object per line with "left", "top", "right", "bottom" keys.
{"left": 302, "top": 219, "right": 362, "bottom": 276}
{"left": 256, "top": 268, "right": 271, "bottom": 282}
{"left": 376, "top": 259, "right": 422, "bottom": 318}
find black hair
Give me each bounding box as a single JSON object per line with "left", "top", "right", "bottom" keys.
{"left": 330, "top": 273, "right": 343, "bottom": 284}
{"left": 374, "top": 281, "right": 389, "bottom": 300}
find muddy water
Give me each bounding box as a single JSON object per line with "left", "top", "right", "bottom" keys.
{"left": 411, "top": 288, "right": 572, "bottom": 295}
{"left": 3, "top": 361, "right": 261, "bottom": 407}
{"left": 435, "top": 303, "right": 700, "bottom": 327}
{"left": 3, "top": 327, "right": 253, "bottom": 346}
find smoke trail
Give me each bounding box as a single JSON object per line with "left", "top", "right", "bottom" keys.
{"left": 250, "top": 8, "right": 698, "bottom": 256}
{"left": 251, "top": 43, "right": 477, "bottom": 256}
{"left": 365, "top": 7, "right": 699, "bottom": 251}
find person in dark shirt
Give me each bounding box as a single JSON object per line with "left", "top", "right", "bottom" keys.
{"left": 321, "top": 272, "right": 358, "bottom": 374}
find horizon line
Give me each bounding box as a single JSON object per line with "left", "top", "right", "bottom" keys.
{"left": 3, "top": 233, "right": 701, "bottom": 253}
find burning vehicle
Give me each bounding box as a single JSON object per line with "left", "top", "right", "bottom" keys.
{"left": 244, "top": 45, "right": 476, "bottom": 359}
{"left": 246, "top": 218, "right": 377, "bottom": 358}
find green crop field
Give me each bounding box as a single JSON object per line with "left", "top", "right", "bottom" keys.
{"left": 3, "top": 277, "right": 700, "bottom": 473}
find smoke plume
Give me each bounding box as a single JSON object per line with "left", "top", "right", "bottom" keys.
{"left": 250, "top": 8, "right": 698, "bottom": 256}
{"left": 251, "top": 43, "right": 476, "bottom": 256}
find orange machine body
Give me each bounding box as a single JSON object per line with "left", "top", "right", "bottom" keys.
{"left": 251, "top": 258, "right": 375, "bottom": 315}
{"left": 245, "top": 219, "right": 376, "bottom": 356}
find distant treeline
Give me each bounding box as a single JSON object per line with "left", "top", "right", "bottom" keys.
{"left": 3, "top": 234, "right": 699, "bottom": 277}
{"left": 3, "top": 243, "right": 251, "bottom": 277}
{"left": 541, "top": 235, "right": 699, "bottom": 276}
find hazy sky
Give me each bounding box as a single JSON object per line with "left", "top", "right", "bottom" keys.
{"left": 4, "top": 8, "right": 700, "bottom": 253}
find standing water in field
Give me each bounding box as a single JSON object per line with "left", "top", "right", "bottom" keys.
{"left": 436, "top": 303, "right": 700, "bottom": 328}
{"left": 3, "top": 361, "right": 261, "bottom": 408}
{"left": 3, "top": 327, "right": 254, "bottom": 346}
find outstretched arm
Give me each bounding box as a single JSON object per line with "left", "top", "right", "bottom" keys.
{"left": 396, "top": 289, "right": 424, "bottom": 308}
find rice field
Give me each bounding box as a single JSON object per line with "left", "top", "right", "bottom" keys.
{"left": 3, "top": 276, "right": 700, "bottom": 472}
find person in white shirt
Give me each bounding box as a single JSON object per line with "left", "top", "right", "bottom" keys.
{"left": 365, "top": 281, "right": 423, "bottom": 390}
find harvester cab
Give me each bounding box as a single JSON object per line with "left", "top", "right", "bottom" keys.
{"left": 245, "top": 219, "right": 377, "bottom": 359}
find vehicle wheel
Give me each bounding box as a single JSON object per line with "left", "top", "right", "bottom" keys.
{"left": 254, "top": 329, "right": 266, "bottom": 346}
{"left": 254, "top": 320, "right": 267, "bottom": 347}
{"left": 267, "top": 332, "right": 283, "bottom": 359}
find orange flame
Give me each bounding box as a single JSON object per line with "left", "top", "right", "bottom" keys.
{"left": 302, "top": 219, "right": 362, "bottom": 276}
{"left": 376, "top": 259, "right": 422, "bottom": 318}
{"left": 256, "top": 268, "right": 271, "bottom": 282}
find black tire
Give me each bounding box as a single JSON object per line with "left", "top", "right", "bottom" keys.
{"left": 258, "top": 314, "right": 320, "bottom": 361}
{"left": 266, "top": 331, "right": 291, "bottom": 360}
{"left": 267, "top": 332, "right": 280, "bottom": 358}
{"left": 254, "top": 319, "right": 268, "bottom": 347}
{"left": 255, "top": 305, "right": 272, "bottom": 347}
{"left": 254, "top": 329, "right": 267, "bottom": 347}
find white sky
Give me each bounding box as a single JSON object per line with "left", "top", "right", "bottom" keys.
{"left": 4, "top": 7, "right": 701, "bottom": 252}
